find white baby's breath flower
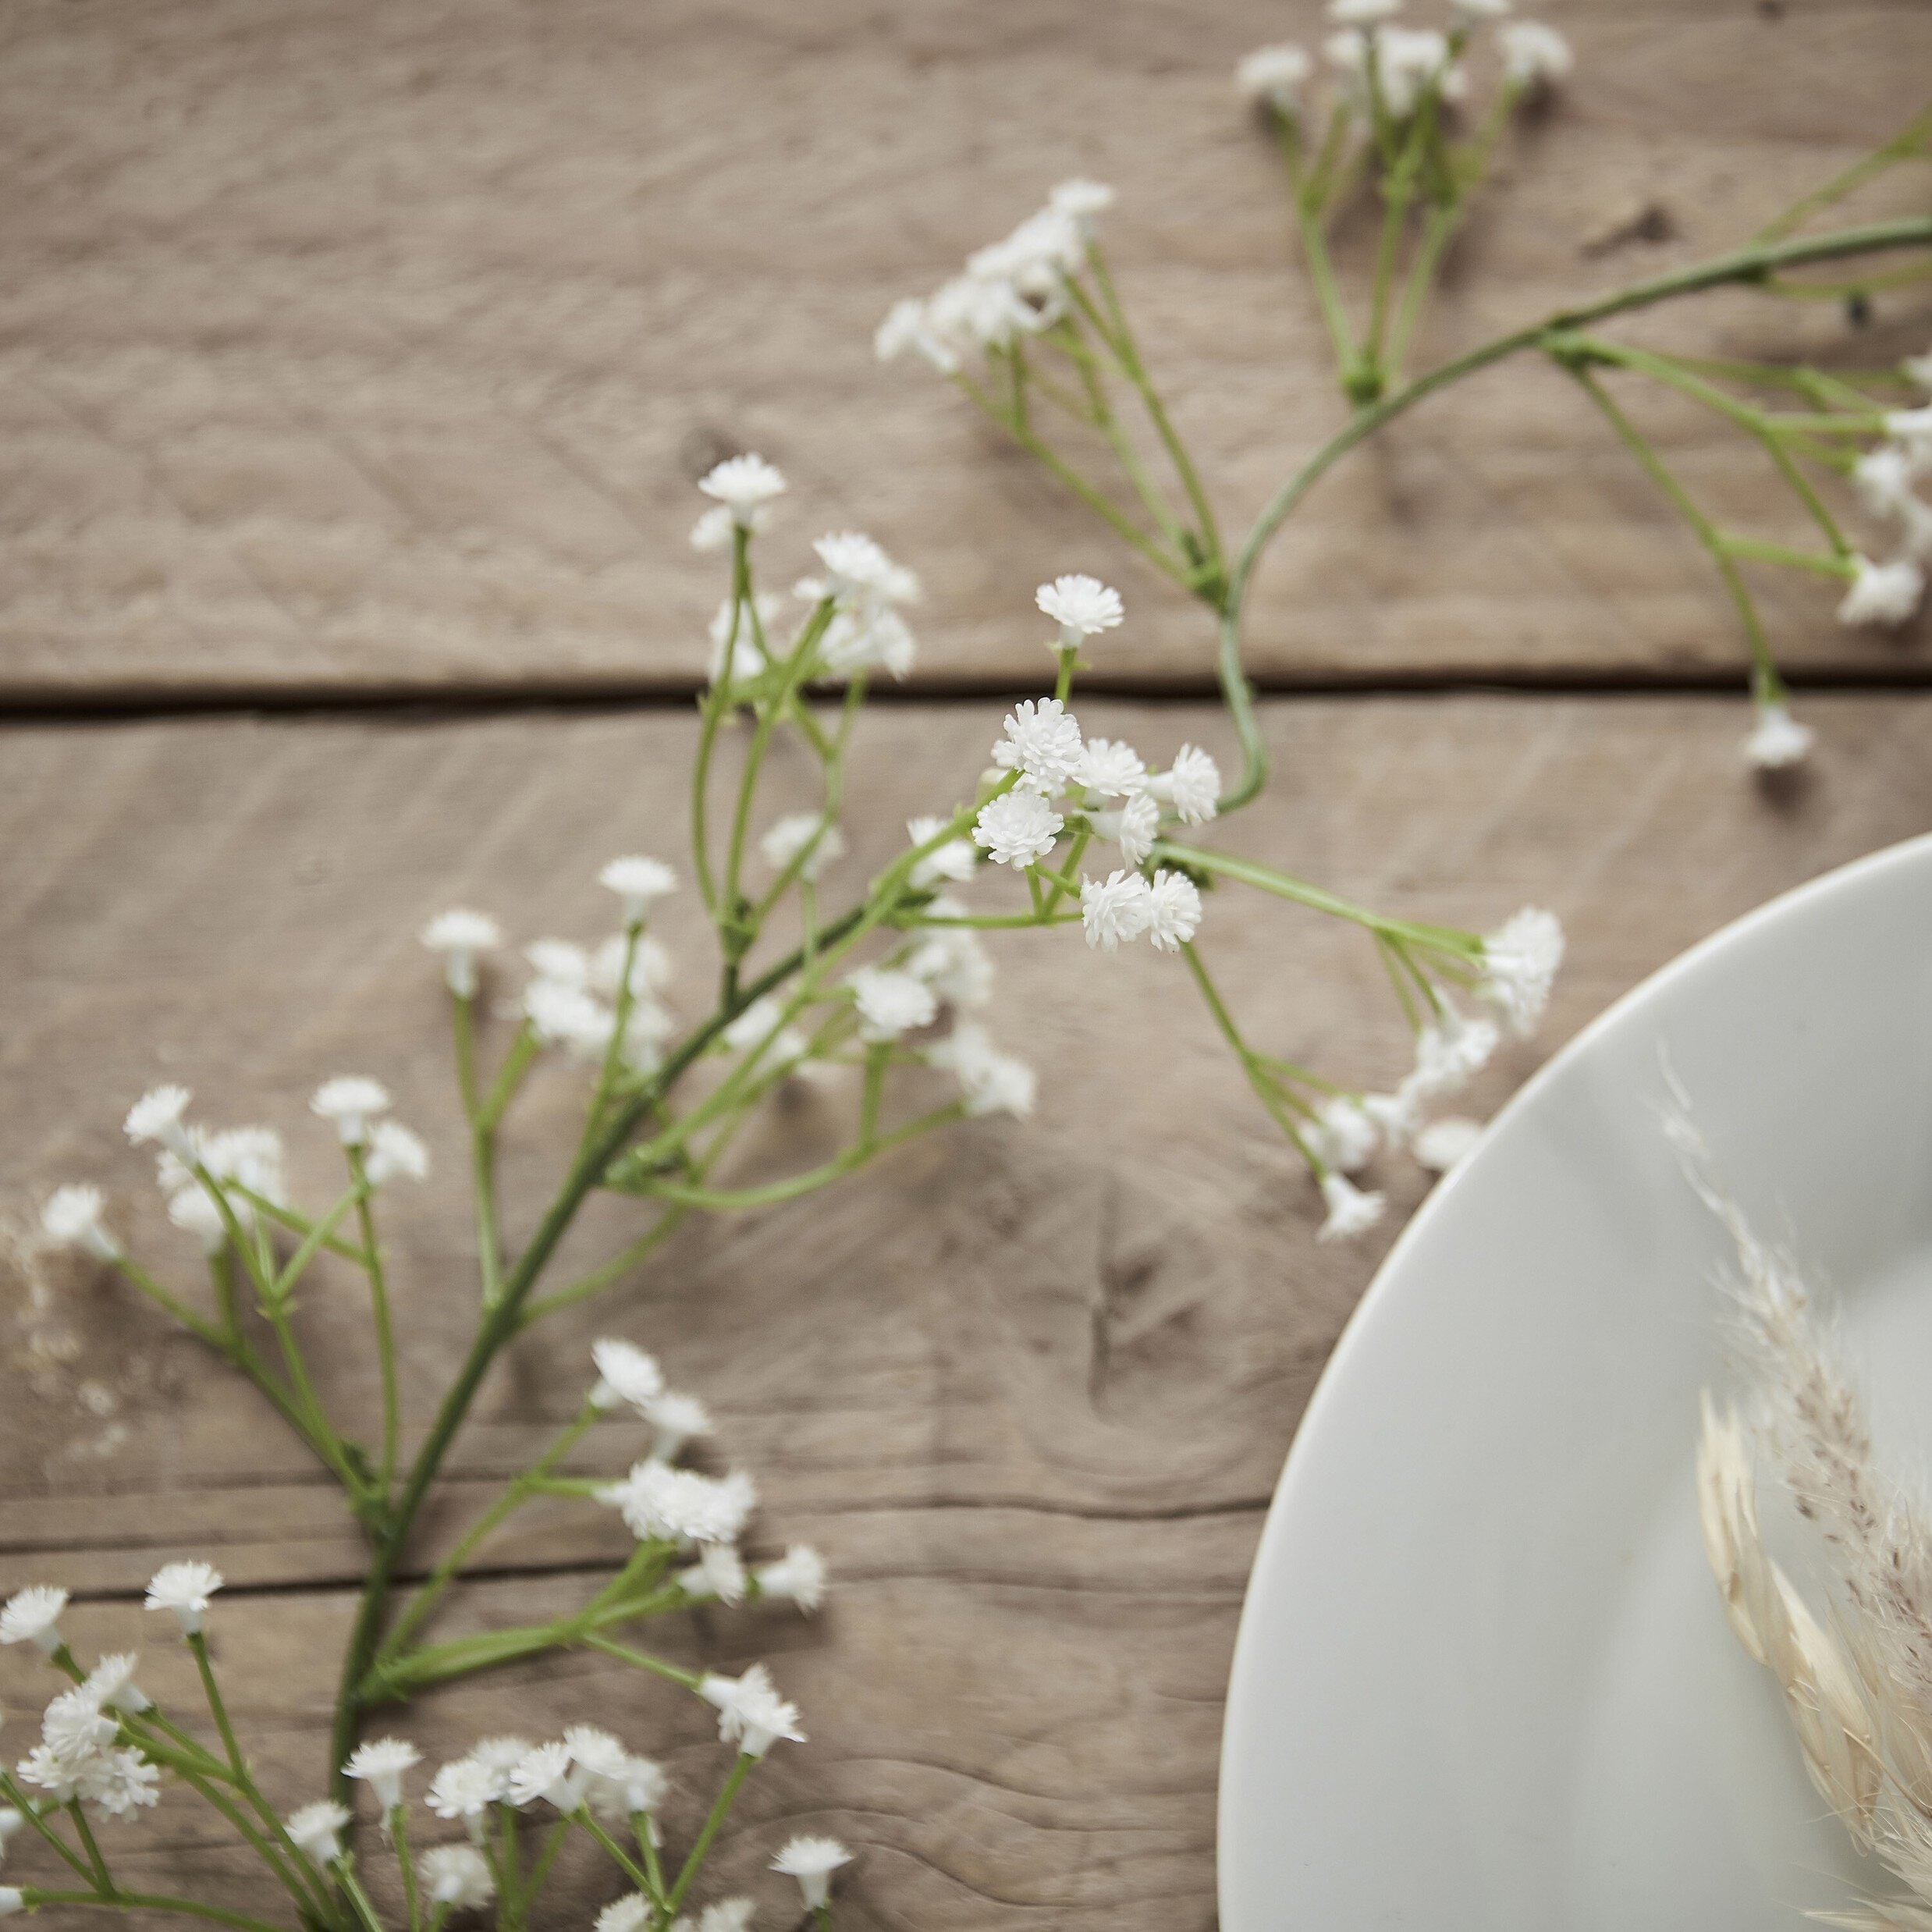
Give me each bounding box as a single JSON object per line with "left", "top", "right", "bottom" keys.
{"left": 1236, "top": 43, "right": 1313, "bottom": 112}
{"left": 756, "top": 1544, "right": 829, "bottom": 1612}
{"left": 343, "top": 1737, "right": 420, "bottom": 1813}
{"left": 146, "top": 1561, "right": 222, "bottom": 1635}
{"left": 1498, "top": 19, "right": 1572, "bottom": 88}
{"left": 168, "top": 1187, "right": 228, "bottom": 1254}
{"left": 848, "top": 964, "right": 939, "bottom": 1042}
{"left": 1329, "top": 0, "right": 1401, "bottom": 17}
{"left": 524, "top": 938, "right": 591, "bottom": 987}
{"left": 772, "top": 1835, "right": 854, "bottom": 1910}
{"left": 690, "top": 503, "right": 737, "bottom": 552}
{"left": 0, "top": 1808, "right": 26, "bottom": 1858}
{"left": 926, "top": 1022, "right": 1037, "bottom": 1119}
{"left": 1407, "top": 1003, "right": 1500, "bottom": 1099}
{"left": 596, "top": 1898, "right": 654, "bottom": 1932}
{"left": 1035, "top": 574, "right": 1124, "bottom": 649}
{"left": 875, "top": 296, "right": 961, "bottom": 375}
{"left": 1838, "top": 553, "right": 1925, "bottom": 627}
{"left": 1855, "top": 444, "right": 1918, "bottom": 518}
{"left": 590, "top": 1338, "right": 665, "bottom": 1415}
{"left": 813, "top": 531, "right": 898, "bottom": 602}
{"left": 0, "top": 1889, "right": 23, "bottom": 1917}
{"left": 525, "top": 979, "right": 612, "bottom": 1057}
{"left": 124, "top": 1085, "right": 194, "bottom": 1159}
{"left": 1317, "top": 1172, "right": 1387, "bottom": 1242}
{"left": 694, "top": 1902, "right": 755, "bottom": 1932}
{"left": 698, "top": 455, "right": 787, "bottom": 526}
{"left": 1145, "top": 869, "right": 1202, "bottom": 953}
{"left": 597, "top": 1463, "right": 757, "bottom": 1547}
{"left": 709, "top": 593, "right": 781, "bottom": 688}
{"left": 1412, "top": 1115, "right": 1483, "bottom": 1172}
{"left": 678, "top": 1543, "right": 748, "bottom": 1607}
{"left": 420, "top": 909, "right": 502, "bottom": 999}
{"left": 364, "top": 1120, "right": 430, "bottom": 1187}
{"left": 644, "top": 1390, "right": 712, "bottom": 1463}
{"left": 1884, "top": 404, "right": 1932, "bottom": 470}
{"left": 904, "top": 923, "right": 995, "bottom": 1010}
{"left": 720, "top": 996, "right": 808, "bottom": 1071}
{"left": 0, "top": 1588, "right": 66, "bottom": 1657}
{"left": 310, "top": 1077, "right": 391, "bottom": 1148}
{"left": 421, "top": 1843, "right": 495, "bottom": 1912}
{"left": 698, "top": 1662, "right": 806, "bottom": 1758}
{"left": 1090, "top": 791, "right": 1160, "bottom": 869}
{"left": 1074, "top": 737, "right": 1147, "bottom": 799}
{"left": 1081, "top": 870, "right": 1152, "bottom": 950}
{"left": 506, "top": 1741, "right": 579, "bottom": 1813}
{"left": 1152, "top": 744, "right": 1221, "bottom": 824}
{"left": 1308, "top": 1096, "right": 1379, "bottom": 1176}
{"left": 1745, "top": 700, "right": 1815, "bottom": 772}
{"left": 1478, "top": 907, "right": 1564, "bottom": 1035}
{"left": 819, "top": 602, "right": 918, "bottom": 680}
{"left": 993, "top": 698, "right": 1085, "bottom": 794}
{"left": 760, "top": 812, "right": 847, "bottom": 881}
{"left": 600, "top": 856, "right": 678, "bottom": 923}
{"left": 42, "top": 1688, "right": 115, "bottom": 1767}
{"left": 80, "top": 1748, "right": 160, "bottom": 1817}
{"left": 907, "top": 816, "right": 978, "bottom": 887}
{"left": 41, "top": 1184, "right": 119, "bottom": 1261}
{"left": 83, "top": 1653, "right": 151, "bottom": 1715}
{"left": 428, "top": 1757, "right": 500, "bottom": 1835}
{"left": 974, "top": 790, "right": 1064, "bottom": 869}
{"left": 1361, "top": 1089, "right": 1419, "bottom": 1148}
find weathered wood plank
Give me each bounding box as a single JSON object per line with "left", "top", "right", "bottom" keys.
{"left": 4, "top": 697, "right": 1932, "bottom": 1925}
{"left": 0, "top": 0, "right": 1926, "bottom": 698}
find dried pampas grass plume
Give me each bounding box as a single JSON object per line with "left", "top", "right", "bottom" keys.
{"left": 1678, "top": 1102, "right": 1931, "bottom": 1923}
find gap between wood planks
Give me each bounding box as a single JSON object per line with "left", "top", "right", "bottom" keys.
{"left": 6, "top": 662, "right": 1932, "bottom": 723}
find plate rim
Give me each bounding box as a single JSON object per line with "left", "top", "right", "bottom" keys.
{"left": 1214, "top": 827, "right": 1932, "bottom": 1927}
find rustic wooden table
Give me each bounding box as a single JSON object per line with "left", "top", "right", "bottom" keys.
{"left": 2, "top": 2, "right": 1930, "bottom": 1927}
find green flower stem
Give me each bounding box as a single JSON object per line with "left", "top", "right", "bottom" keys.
{"left": 637, "top": 1815, "right": 668, "bottom": 1905}
{"left": 1291, "top": 167, "right": 1362, "bottom": 386}
{"left": 950, "top": 368, "right": 1191, "bottom": 584}
{"left": 641, "top": 1104, "right": 965, "bottom": 1212}
{"left": 1565, "top": 362, "right": 1784, "bottom": 700}
{"left": 578, "top": 1812, "right": 653, "bottom": 1891}
{"left": 517, "top": 1209, "right": 689, "bottom": 1326}
{"left": 517, "top": 1817, "right": 573, "bottom": 1913}
{"left": 914, "top": 910, "right": 1082, "bottom": 929}
{"left": 392, "top": 1807, "right": 422, "bottom": 1932}
{"left": 1720, "top": 534, "right": 1854, "bottom": 576}
{"left": 691, "top": 530, "right": 751, "bottom": 918}
{"left": 1181, "top": 942, "right": 1321, "bottom": 1168}
{"left": 1362, "top": 98, "right": 1433, "bottom": 386}
{"left": 21, "top": 1890, "right": 293, "bottom": 1932}
{"left": 1202, "top": 212, "right": 1932, "bottom": 812}
{"left": 1152, "top": 839, "right": 1479, "bottom": 955}
{"left": 664, "top": 1756, "right": 754, "bottom": 1917}
{"left": 449, "top": 993, "right": 505, "bottom": 1301}
{"left": 579, "top": 1632, "right": 705, "bottom": 1689}
{"left": 333, "top": 1859, "right": 386, "bottom": 1932}
{"left": 340, "top": 1152, "right": 400, "bottom": 1497}
{"left": 1756, "top": 102, "right": 1932, "bottom": 243}
{"left": 0, "top": 1770, "right": 93, "bottom": 1881}
{"left": 382, "top": 1399, "right": 601, "bottom": 1655}
{"left": 271, "top": 1183, "right": 367, "bottom": 1301}
{"left": 585, "top": 922, "right": 646, "bottom": 1142}
{"left": 477, "top": 1025, "right": 540, "bottom": 1136}
{"left": 1558, "top": 333, "right": 1859, "bottom": 557}
{"left": 186, "top": 1632, "right": 247, "bottom": 1780}
{"left": 226, "top": 1188, "right": 368, "bottom": 1266}
{"left": 66, "top": 1802, "right": 112, "bottom": 1891}
{"left": 1087, "top": 244, "right": 1225, "bottom": 572}
{"left": 1056, "top": 298, "right": 1194, "bottom": 559}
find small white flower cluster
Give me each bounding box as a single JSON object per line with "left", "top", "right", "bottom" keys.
{"left": 692, "top": 457, "right": 925, "bottom": 687}
{"left": 43, "top": 1077, "right": 428, "bottom": 1267}
{"left": 964, "top": 577, "right": 1211, "bottom": 957}
{"left": 516, "top": 861, "right": 680, "bottom": 1069}
{"left": 1843, "top": 371, "right": 1932, "bottom": 630}
{"left": 1239, "top": 0, "right": 1572, "bottom": 126}
{"left": 589, "top": 1337, "right": 828, "bottom": 1614}
{"left": 1304, "top": 906, "right": 1564, "bottom": 1240}
{"left": 0, "top": 1562, "right": 235, "bottom": 1832}
{"left": 875, "top": 179, "right": 1114, "bottom": 371}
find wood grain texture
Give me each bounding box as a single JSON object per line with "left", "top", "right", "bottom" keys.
{"left": 5, "top": 695, "right": 1932, "bottom": 1927}
{"left": 0, "top": 0, "right": 1927, "bottom": 699}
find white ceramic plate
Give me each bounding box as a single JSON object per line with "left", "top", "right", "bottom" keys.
{"left": 1219, "top": 832, "right": 1932, "bottom": 1932}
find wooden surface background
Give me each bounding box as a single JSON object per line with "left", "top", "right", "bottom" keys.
{"left": 2, "top": 2, "right": 1930, "bottom": 1927}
